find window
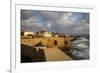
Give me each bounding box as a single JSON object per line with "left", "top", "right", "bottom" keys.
{"left": 64, "top": 40, "right": 68, "bottom": 45}
{"left": 54, "top": 40, "right": 58, "bottom": 45}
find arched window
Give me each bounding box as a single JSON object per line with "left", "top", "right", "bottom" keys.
{"left": 54, "top": 40, "right": 58, "bottom": 45}
{"left": 64, "top": 40, "right": 68, "bottom": 45}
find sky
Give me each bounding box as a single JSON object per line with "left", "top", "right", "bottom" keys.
{"left": 21, "top": 10, "right": 89, "bottom": 34}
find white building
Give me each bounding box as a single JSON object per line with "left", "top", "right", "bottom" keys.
{"left": 55, "top": 34, "right": 59, "bottom": 37}
{"left": 43, "top": 32, "right": 52, "bottom": 37}
{"left": 24, "top": 32, "right": 34, "bottom": 36}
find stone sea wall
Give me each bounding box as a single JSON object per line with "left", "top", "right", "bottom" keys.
{"left": 21, "top": 37, "right": 72, "bottom": 48}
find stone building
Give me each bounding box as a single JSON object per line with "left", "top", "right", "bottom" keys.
{"left": 21, "top": 31, "right": 73, "bottom": 48}
{"left": 21, "top": 36, "right": 72, "bottom": 48}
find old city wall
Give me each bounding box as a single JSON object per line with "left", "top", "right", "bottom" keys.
{"left": 21, "top": 37, "right": 71, "bottom": 47}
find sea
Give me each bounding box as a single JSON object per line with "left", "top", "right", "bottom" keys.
{"left": 70, "top": 35, "right": 89, "bottom": 60}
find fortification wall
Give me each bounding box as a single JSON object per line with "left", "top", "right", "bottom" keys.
{"left": 21, "top": 37, "right": 71, "bottom": 47}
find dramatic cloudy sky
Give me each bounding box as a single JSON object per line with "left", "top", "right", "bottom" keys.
{"left": 21, "top": 10, "right": 89, "bottom": 34}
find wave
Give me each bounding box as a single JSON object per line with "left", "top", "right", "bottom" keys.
{"left": 70, "top": 37, "right": 89, "bottom": 60}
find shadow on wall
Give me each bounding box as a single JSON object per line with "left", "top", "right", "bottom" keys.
{"left": 21, "top": 44, "right": 46, "bottom": 63}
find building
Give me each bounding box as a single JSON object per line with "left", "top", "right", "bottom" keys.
{"left": 36, "top": 31, "right": 52, "bottom": 38}
{"left": 21, "top": 31, "right": 73, "bottom": 48}
{"left": 24, "top": 32, "right": 34, "bottom": 36}
{"left": 21, "top": 37, "right": 72, "bottom": 48}
{"left": 43, "top": 32, "right": 52, "bottom": 37}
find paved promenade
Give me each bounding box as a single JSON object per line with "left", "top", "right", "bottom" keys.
{"left": 44, "top": 48, "right": 72, "bottom": 61}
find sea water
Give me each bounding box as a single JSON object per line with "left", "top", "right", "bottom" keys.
{"left": 70, "top": 36, "right": 89, "bottom": 60}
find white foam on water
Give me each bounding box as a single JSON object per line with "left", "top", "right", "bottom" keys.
{"left": 71, "top": 37, "right": 89, "bottom": 59}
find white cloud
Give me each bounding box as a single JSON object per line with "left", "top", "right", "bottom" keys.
{"left": 59, "top": 13, "right": 72, "bottom": 25}
{"left": 74, "top": 23, "right": 89, "bottom": 33}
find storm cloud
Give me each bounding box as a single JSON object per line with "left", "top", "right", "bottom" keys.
{"left": 21, "top": 10, "right": 89, "bottom": 34}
